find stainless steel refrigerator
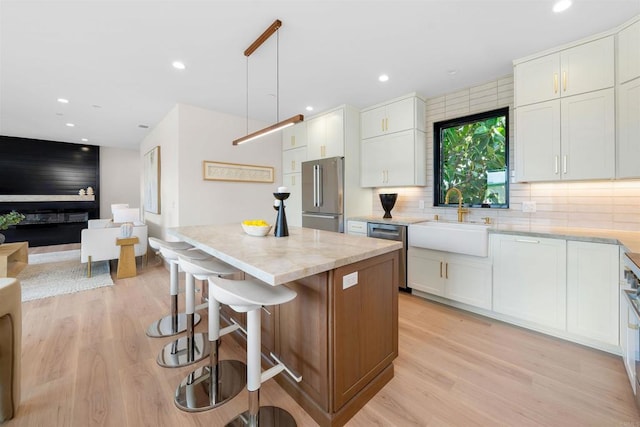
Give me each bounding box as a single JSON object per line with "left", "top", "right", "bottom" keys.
{"left": 301, "top": 156, "right": 344, "bottom": 232}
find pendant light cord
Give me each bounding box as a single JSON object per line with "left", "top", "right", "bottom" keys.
{"left": 246, "top": 56, "right": 249, "bottom": 135}
{"left": 276, "top": 28, "right": 280, "bottom": 123}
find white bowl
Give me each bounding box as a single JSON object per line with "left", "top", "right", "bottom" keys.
{"left": 241, "top": 223, "right": 272, "bottom": 237}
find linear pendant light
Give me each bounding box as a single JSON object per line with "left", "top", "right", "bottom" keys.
{"left": 232, "top": 19, "right": 304, "bottom": 146}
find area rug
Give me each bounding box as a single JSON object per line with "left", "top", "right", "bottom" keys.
{"left": 17, "top": 249, "right": 113, "bottom": 301}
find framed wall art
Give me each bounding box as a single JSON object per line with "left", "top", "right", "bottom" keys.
{"left": 144, "top": 146, "right": 160, "bottom": 214}
{"left": 203, "top": 160, "right": 274, "bottom": 183}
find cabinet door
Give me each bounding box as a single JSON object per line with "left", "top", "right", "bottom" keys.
{"left": 323, "top": 108, "right": 344, "bottom": 158}
{"left": 618, "top": 20, "right": 640, "bottom": 84}
{"left": 407, "top": 248, "right": 445, "bottom": 296}
{"left": 361, "top": 130, "right": 420, "bottom": 187}
{"left": 492, "top": 234, "right": 567, "bottom": 330}
{"left": 560, "top": 36, "right": 614, "bottom": 97}
{"left": 617, "top": 78, "right": 640, "bottom": 178}
{"left": 445, "top": 255, "right": 492, "bottom": 310}
{"left": 567, "top": 241, "right": 619, "bottom": 345}
{"left": 307, "top": 115, "right": 325, "bottom": 161}
{"left": 515, "top": 52, "right": 560, "bottom": 106}
{"left": 385, "top": 97, "right": 416, "bottom": 134}
{"left": 361, "top": 137, "right": 389, "bottom": 187}
{"left": 282, "top": 122, "right": 307, "bottom": 150}
{"left": 282, "top": 146, "right": 307, "bottom": 174}
{"left": 561, "top": 88, "right": 615, "bottom": 180}
{"left": 361, "top": 106, "right": 388, "bottom": 140}
{"left": 515, "top": 100, "right": 561, "bottom": 182}
{"left": 347, "top": 220, "right": 367, "bottom": 236}
{"left": 283, "top": 173, "right": 301, "bottom": 227}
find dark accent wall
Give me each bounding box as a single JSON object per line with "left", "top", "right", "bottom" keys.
{"left": 0, "top": 136, "right": 100, "bottom": 246}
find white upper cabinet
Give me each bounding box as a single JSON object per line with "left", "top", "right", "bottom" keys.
{"left": 618, "top": 19, "right": 640, "bottom": 84}
{"left": 360, "top": 94, "right": 426, "bottom": 187}
{"left": 282, "top": 146, "right": 307, "bottom": 174}
{"left": 361, "top": 96, "right": 424, "bottom": 139}
{"left": 617, "top": 78, "right": 640, "bottom": 178}
{"left": 282, "top": 122, "right": 307, "bottom": 151}
{"left": 515, "top": 36, "right": 614, "bottom": 107}
{"left": 307, "top": 107, "right": 345, "bottom": 160}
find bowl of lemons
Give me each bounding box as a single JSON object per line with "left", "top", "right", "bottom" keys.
{"left": 241, "top": 219, "right": 272, "bottom": 236}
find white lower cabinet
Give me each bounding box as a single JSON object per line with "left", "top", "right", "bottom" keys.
{"left": 347, "top": 220, "right": 367, "bottom": 236}
{"left": 408, "top": 247, "right": 492, "bottom": 310}
{"left": 566, "top": 241, "right": 619, "bottom": 345}
{"left": 621, "top": 291, "right": 638, "bottom": 394}
{"left": 492, "top": 234, "right": 567, "bottom": 330}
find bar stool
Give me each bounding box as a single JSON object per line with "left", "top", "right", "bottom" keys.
{"left": 146, "top": 237, "right": 200, "bottom": 338}
{"left": 209, "top": 276, "right": 301, "bottom": 427}
{"left": 156, "top": 247, "right": 212, "bottom": 368}
{"left": 174, "top": 256, "right": 246, "bottom": 412}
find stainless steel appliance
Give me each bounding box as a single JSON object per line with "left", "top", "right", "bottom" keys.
{"left": 302, "top": 157, "right": 344, "bottom": 233}
{"left": 367, "top": 222, "right": 408, "bottom": 291}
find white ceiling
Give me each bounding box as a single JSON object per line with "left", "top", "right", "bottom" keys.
{"left": 1, "top": 0, "right": 639, "bottom": 150}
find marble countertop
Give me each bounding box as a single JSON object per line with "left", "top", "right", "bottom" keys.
{"left": 168, "top": 224, "right": 402, "bottom": 286}
{"left": 348, "top": 215, "right": 428, "bottom": 226}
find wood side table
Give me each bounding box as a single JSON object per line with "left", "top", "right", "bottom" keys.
{"left": 116, "top": 237, "right": 139, "bottom": 279}
{"left": 0, "top": 242, "right": 28, "bottom": 277}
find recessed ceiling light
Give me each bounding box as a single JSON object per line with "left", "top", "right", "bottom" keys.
{"left": 81, "top": 138, "right": 88, "bottom": 142}
{"left": 306, "top": 106, "right": 314, "bottom": 111}
{"left": 172, "top": 61, "right": 186, "bottom": 70}
{"left": 57, "top": 98, "right": 69, "bottom": 104}
{"left": 92, "top": 104, "right": 102, "bottom": 109}
{"left": 138, "top": 124, "right": 150, "bottom": 129}
{"left": 553, "top": 0, "right": 572, "bottom": 13}
{"left": 378, "top": 74, "right": 389, "bottom": 82}
{"left": 447, "top": 69, "right": 458, "bottom": 76}
{"left": 65, "top": 123, "right": 75, "bottom": 127}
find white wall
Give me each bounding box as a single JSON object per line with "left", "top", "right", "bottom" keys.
{"left": 139, "top": 103, "right": 282, "bottom": 240}
{"left": 99, "top": 146, "right": 140, "bottom": 218}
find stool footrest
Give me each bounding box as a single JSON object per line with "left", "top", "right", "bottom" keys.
{"left": 268, "top": 352, "right": 302, "bottom": 383}
{"left": 220, "top": 322, "right": 241, "bottom": 338}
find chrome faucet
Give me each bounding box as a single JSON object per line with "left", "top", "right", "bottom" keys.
{"left": 444, "top": 187, "right": 469, "bottom": 222}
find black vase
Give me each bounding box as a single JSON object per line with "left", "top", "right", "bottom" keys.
{"left": 379, "top": 193, "right": 398, "bottom": 218}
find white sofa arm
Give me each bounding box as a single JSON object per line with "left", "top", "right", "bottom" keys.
{"left": 81, "top": 224, "right": 148, "bottom": 263}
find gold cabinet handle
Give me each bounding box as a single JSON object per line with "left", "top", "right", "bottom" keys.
{"left": 439, "top": 261, "right": 443, "bottom": 278}
{"left": 562, "top": 71, "right": 567, "bottom": 92}
{"left": 291, "top": 135, "right": 296, "bottom": 147}
{"left": 554, "top": 156, "right": 559, "bottom": 174}
{"left": 563, "top": 155, "right": 567, "bottom": 174}
{"left": 554, "top": 73, "right": 558, "bottom": 94}
{"left": 381, "top": 119, "right": 385, "bottom": 132}
{"left": 629, "top": 322, "right": 639, "bottom": 330}
{"left": 445, "top": 262, "right": 449, "bottom": 279}
{"left": 291, "top": 175, "right": 295, "bottom": 186}
{"left": 321, "top": 145, "right": 326, "bottom": 158}
{"left": 385, "top": 117, "right": 388, "bottom": 131}
{"left": 291, "top": 160, "right": 295, "bottom": 171}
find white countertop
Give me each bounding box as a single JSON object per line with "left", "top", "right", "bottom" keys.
{"left": 168, "top": 224, "right": 402, "bottom": 286}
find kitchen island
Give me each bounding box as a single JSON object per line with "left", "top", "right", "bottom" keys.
{"left": 169, "top": 224, "right": 402, "bottom": 427}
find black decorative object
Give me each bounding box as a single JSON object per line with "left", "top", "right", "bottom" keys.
{"left": 273, "top": 192, "right": 290, "bottom": 237}
{"left": 379, "top": 193, "right": 398, "bottom": 218}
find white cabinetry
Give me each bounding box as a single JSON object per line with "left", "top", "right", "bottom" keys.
{"left": 618, "top": 19, "right": 640, "bottom": 84}
{"left": 621, "top": 291, "right": 639, "bottom": 394}
{"left": 617, "top": 78, "right": 640, "bottom": 178}
{"left": 514, "top": 36, "right": 615, "bottom": 182}
{"left": 361, "top": 130, "right": 426, "bottom": 187}
{"left": 346, "top": 220, "right": 367, "bottom": 236}
{"left": 282, "top": 122, "right": 307, "bottom": 227}
{"left": 360, "top": 94, "right": 426, "bottom": 188}
{"left": 566, "top": 241, "right": 619, "bottom": 346}
{"left": 492, "top": 234, "right": 567, "bottom": 330}
{"left": 515, "top": 36, "right": 614, "bottom": 106}
{"left": 307, "top": 107, "right": 344, "bottom": 160}
{"left": 361, "top": 96, "right": 424, "bottom": 139}
{"left": 282, "top": 122, "right": 307, "bottom": 150}
{"left": 408, "top": 247, "right": 492, "bottom": 310}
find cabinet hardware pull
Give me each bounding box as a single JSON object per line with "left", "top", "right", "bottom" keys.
{"left": 554, "top": 73, "right": 558, "bottom": 94}
{"left": 439, "top": 261, "right": 443, "bottom": 278}
{"left": 445, "top": 262, "right": 448, "bottom": 279}
{"left": 629, "top": 322, "right": 639, "bottom": 330}
{"left": 385, "top": 118, "right": 389, "bottom": 131}
{"left": 554, "top": 156, "right": 559, "bottom": 174}
{"left": 291, "top": 175, "right": 295, "bottom": 186}
{"left": 292, "top": 160, "right": 295, "bottom": 171}
{"left": 381, "top": 170, "right": 385, "bottom": 183}
{"left": 516, "top": 239, "right": 540, "bottom": 243}
{"left": 381, "top": 119, "right": 385, "bottom": 132}
{"left": 321, "top": 145, "right": 326, "bottom": 158}
{"left": 563, "top": 155, "right": 567, "bottom": 174}
{"left": 562, "top": 71, "right": 567, "bottom": 92}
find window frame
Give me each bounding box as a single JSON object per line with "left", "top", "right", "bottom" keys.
{"left": 433, "top": 107, "right": 510, "bottom": 209}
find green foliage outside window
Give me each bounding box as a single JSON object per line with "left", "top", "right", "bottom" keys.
{"left": 436, "top": 107, "right": 509, "bottom": 208}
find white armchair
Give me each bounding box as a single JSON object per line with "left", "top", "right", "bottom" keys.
{"left": 80, "top": 219, "right": 148, "bottom": 277}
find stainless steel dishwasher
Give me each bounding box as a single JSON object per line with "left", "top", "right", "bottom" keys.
{"left": 367, "top": 222, "right": 409, "bottom": 291}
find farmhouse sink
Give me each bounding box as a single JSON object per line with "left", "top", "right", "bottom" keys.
{"left": 408, "top": 221, "right": 490, "bottom": 257}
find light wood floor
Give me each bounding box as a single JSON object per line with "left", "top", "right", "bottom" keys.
{"left": 6, "top": 244, "right": 640, "bottom": 426}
